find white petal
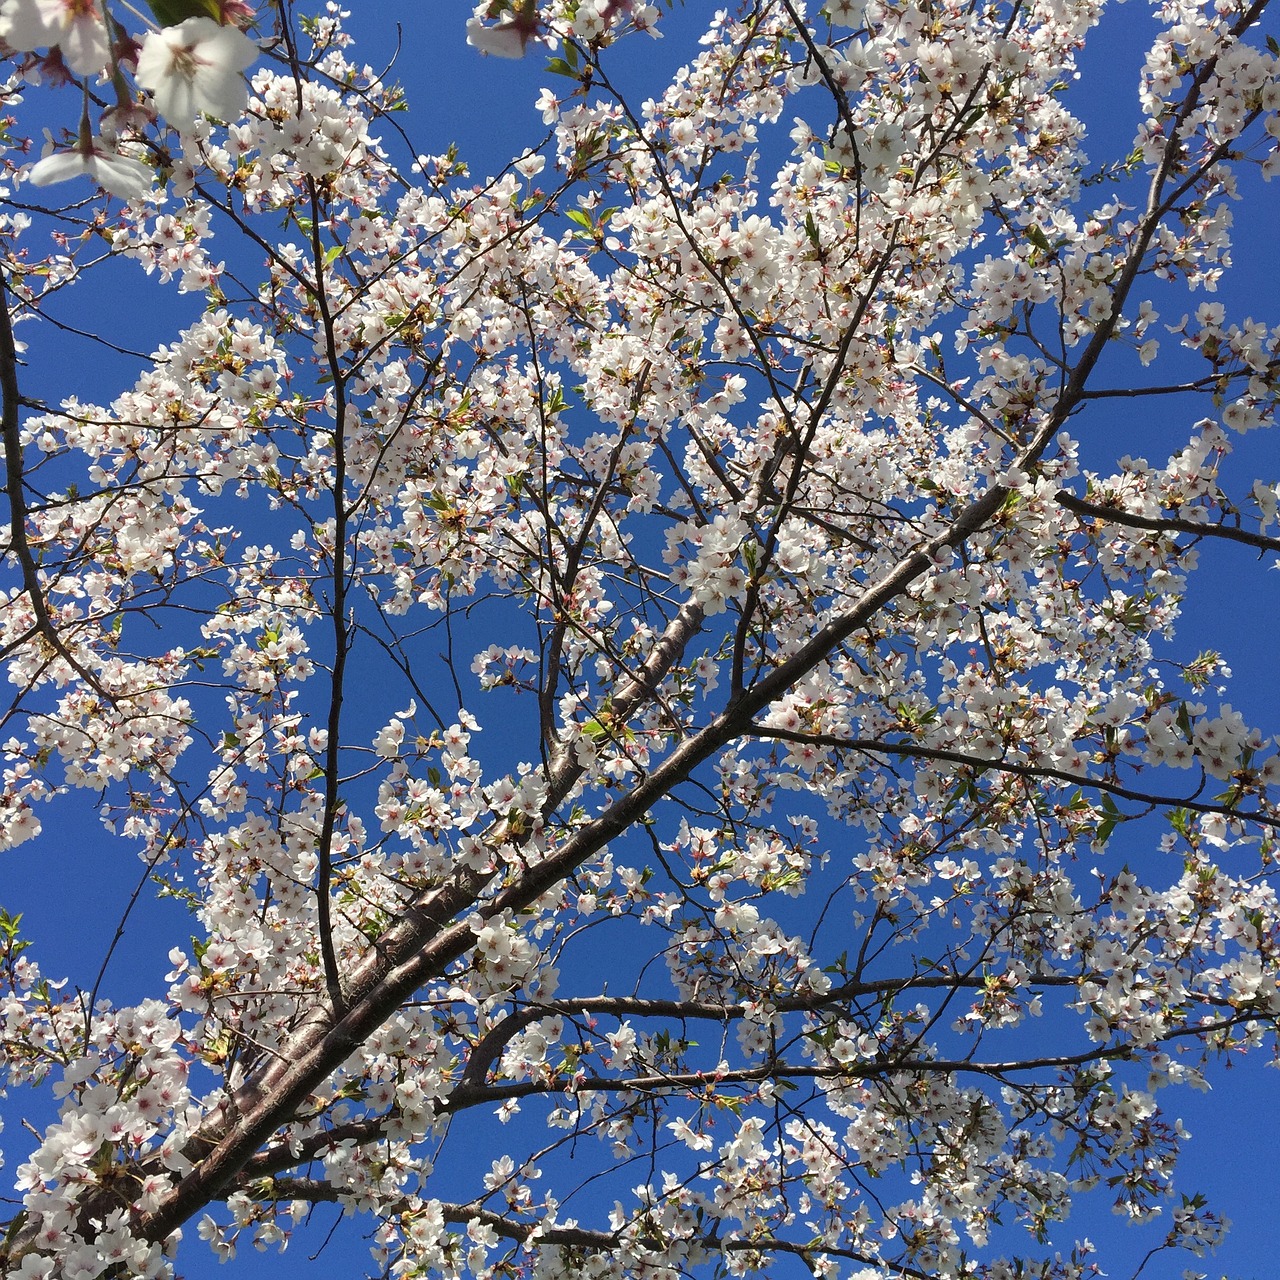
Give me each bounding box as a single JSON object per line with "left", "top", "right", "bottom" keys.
{"left": 0, "top": 0, "right": 56, "bottom": 52}
{"left": 29, "top": 144, "right": 152, "bottom": 199}
{"left": 56, "top": 12, "right": 110, "bottom": 76}
{"left": 89, "top": 151, "right": 154, "bottom": 199}
{"left": 28, "top": 150, "right": 90, "bottom": 186}
{"left": 197, "top": 19, "right": 257, "bottom": 73}
{"left": 465, "top": 18, "right": 531, "bottom": 58}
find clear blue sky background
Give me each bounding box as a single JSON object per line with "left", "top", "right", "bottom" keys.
{"left": 4, "top": 1, "right": 1280, "bottom": 1277}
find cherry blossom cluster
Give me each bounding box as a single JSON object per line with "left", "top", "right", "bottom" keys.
{"left": 0, "top": 0, "right": 259, "bottom": 197}
{"left": 0, "top": 0, "right": 1278, "bottom": 1277}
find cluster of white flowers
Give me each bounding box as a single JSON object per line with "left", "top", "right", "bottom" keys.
{"left": 0, "top": 0, "right": 1278, "bottom": 1276}
{"left": 0, "top": 0, "right": 258, "bottom": 197}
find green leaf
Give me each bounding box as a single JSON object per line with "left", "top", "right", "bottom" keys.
{"left": 147, "top": 0, "right": 221, "bottom": 26}
{"left": 0, "top": 910, "right": 27, "bottom": 950}
{"left": 1095, "top": 792, "right": 1122, "bottom": 846}
{"left": 2, "top": 1212, "right": 29, "bottom": 1249}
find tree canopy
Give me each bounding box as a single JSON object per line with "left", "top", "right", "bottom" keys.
{"left": 1, "top": 1, "right": 1279, "bottom": 1277}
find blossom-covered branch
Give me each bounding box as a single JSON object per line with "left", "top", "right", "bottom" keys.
{"left": 0, "top": 0, "right": 1278, "bottom": 1277}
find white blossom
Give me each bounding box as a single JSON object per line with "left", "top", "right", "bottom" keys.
{"left": 135, "top": 17, "right": 257, "bottom": 128}
{"left": 29, "top": 136, "right": 152, "bottom": 199}
{"left": 0, "top": 0, "right": 110, "bottom": 75}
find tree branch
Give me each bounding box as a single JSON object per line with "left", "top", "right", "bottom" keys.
{"left": 1057, "top": 489, "right": 1280, "bottom": 556}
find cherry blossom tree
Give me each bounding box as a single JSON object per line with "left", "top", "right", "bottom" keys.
{"left": 1, "top": 0, "right": 1279, "bottom": 1277}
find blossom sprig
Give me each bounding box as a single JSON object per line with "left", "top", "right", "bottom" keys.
{"left": 465, "top": 0, "right": 661, "bottom": 58}
{"left": 465, "top": 0, "right": 547, "bottom": 59}
{"left": 2, "top": 0, "right": 259, "bottom": 194}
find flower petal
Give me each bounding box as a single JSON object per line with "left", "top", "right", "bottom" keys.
{"left": 29, "top": 143, "right": 152, "bottom": 199}
{"left": 88, "top": 151, "right": 155, "bottom": 199}
{"left": 28, "top": 150, "right": 88, "bottom": 186}
{"left": 0, "top": 0, "right": 57, "bottom": 52}
{"left": 465, "top": 17, "right": 534, "bottom": 58}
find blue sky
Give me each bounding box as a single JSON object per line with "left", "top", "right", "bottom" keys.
{"left": 3, "top": 1, "right": 1280, "bottom": 1277}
